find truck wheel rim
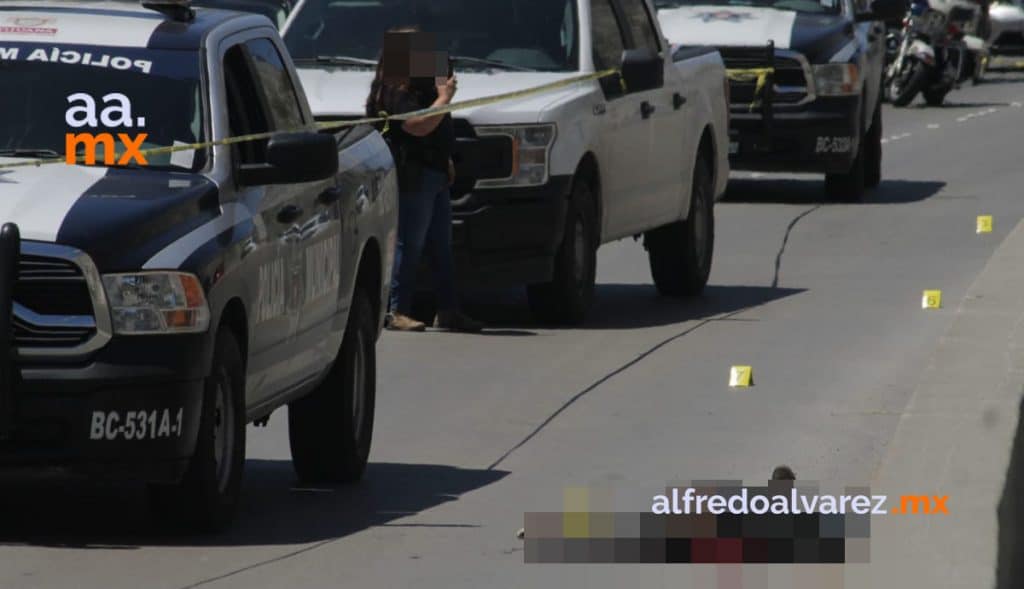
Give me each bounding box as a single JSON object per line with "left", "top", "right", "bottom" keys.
{"left": 351, "top": 329, "right": 367, "bottom": 442}
{"left": 213, "top": 372, "right": 234, "bottom": 493}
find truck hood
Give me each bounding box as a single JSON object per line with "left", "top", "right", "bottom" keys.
{"left": 658, "top": 6, "right": 853, "bottom": 62}
{"left": 0, "top": 160, "right": 219, "bottom": 271}
{"left": 296, "top": 68, "right": 593, "bottom": 124}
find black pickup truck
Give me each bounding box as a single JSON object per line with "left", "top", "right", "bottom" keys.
{"left": 657, "top": 0, "right": 905, "bottom": 201}
{"left": 0, "top": 0, "right": 397, "bottom": 531}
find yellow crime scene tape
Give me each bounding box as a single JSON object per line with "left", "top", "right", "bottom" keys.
{"left": 0, "top": 68, "right": 621, "bottom": 172}
{"left": 726, "top": 67, "right": 775, "bottom": 112}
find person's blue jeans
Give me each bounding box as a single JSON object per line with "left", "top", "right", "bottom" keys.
{"left": 389, "top": 167, "right": 458, "bottom": 316}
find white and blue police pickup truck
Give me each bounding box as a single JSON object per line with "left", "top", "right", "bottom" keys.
{"left": 0, "top": 0, "right": 397, "bottom": 531}
{"left": 656, "top": 0, "right": 905, "bottom": 201}
{"left": 282, "top": 0, "right": 730, "bottom": 325}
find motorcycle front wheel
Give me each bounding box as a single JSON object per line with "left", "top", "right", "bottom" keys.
{"left": 888, "top": 60, "right": 929, "bottom": 107}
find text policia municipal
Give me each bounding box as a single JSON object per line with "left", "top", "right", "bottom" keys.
{"left": 652, "top": 488, "right": 950, "bottom": 516}
{"left": 0, "top": 46, "right": 152, "bottom": 74}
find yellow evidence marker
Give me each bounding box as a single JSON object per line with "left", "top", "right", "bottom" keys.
{"left": 922, "top": 290, "right": 942, "bottom": 310}
{"left": 977, "top": 215, "right": 993, "bottom": 234}
{"left": 729, "top": 365, "right": 753, "bottom": 387}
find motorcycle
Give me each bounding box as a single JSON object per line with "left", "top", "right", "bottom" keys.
{"left": 947, "top": 0, "right": 991, "bottom": 83}
{"left": 886, "top": 0, "right": 968, "bottom": 106}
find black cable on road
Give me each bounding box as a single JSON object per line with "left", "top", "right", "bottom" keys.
{"left": 772, "top": 204, "right": 821, "bottom": 288}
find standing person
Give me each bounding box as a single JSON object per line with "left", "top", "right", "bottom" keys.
{"left": 367, "top": 30, "right": 483, "bottom": 333}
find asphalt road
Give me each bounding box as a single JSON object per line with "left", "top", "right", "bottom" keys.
{"left": 4, "top": 74, "right": 1024, "bottom": 589}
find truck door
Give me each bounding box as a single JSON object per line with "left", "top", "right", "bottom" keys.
{"left": 618, "top": 0, "right": 692, "bottom": 225}
{"left": 591, "top": 0, "right": 658, "bottom": 240}
{"left": 239, "top": 37, "right": 343, "bottom": 387}
{"left": 221, "top": 37, "right": 323, "bottom": 404}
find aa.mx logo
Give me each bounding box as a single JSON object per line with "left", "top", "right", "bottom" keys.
{"left": 64, "top": 92, "right": 148, "bottom": 166}
{"left": 692, "top": 10, "right": 756, "bottom": 23}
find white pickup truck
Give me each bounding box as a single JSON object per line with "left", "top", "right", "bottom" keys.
{"left": 283, "top": 0, "right": 730, "bottom": 324}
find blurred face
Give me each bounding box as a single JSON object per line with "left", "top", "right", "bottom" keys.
{"left": 381, "top": 31, "right": 449, "bottom": 86}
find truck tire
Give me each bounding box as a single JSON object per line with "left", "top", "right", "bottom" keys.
{"left": 148, "top": 329, "right": 246, "bottom": 533}
{"left": 864, "top": 104, "right": 883, "bottom": 189}
{"left": 825, "top": 133, "right": 866, "bottom": 202}
{"left": 289, "top": 289, "right": 376, "bottom": 483}
{"left": 527, "top": 179, "right": 597, "bottom": 325}
{"left": 644, "top": 155, "right": 714, "bottom": 297}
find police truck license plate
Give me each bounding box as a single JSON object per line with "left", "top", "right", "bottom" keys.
{"left": 90, "top": 408, "right": 183, "bottom": 441}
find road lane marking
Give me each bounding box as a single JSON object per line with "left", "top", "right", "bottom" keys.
{"left": 927, "top": 123, "right": 940, "bottom": 129}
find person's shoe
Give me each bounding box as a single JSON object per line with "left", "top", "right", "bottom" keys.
{"left": 433, "top": 311, "right": 484, "bottom": 333}
{"left": 386, "top": 312, "right": 426, "bottom": 332}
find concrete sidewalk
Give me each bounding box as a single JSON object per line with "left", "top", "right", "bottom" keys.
{"left": 853, "top": 218, "right": 1024, "bottom": 587}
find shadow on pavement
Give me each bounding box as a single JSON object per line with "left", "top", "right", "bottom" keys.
{"left": 723, "top": 178, "right": 946, "bottom": 205}
{"left": 908, "top": 101, "right": 1009, "bottom": 109}
{"left": 0, "top": 461, "right": 507, "bottom": 549}
{"left": 996, "top": 390, "right": 1024, "bottom": 588}
{"left": 458, "top": 284, "right": 805, "bottom": 330}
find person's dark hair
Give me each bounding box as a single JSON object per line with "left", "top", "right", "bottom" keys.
{"left": 365, "top": 26, "right": 420, "bottom": 119}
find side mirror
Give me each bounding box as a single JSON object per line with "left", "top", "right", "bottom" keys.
{"left": 856, "top": 0, "right": 907, "bottom": 22}
{"left": 620, "top": 48, "right": 664, "bottom": 93}
{"left": 238, "top": 132, "right": 338, "bottom": 185}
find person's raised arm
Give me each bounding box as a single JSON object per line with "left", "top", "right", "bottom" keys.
{"left": 402, "top": 75, "right": 457, "bottom": 137}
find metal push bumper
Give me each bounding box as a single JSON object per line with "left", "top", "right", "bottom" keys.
{"left": 728, "top": 95, "right": 863, "bottom": 175}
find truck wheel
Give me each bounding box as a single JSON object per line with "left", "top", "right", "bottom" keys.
{"left": 644, "top": 155, "right": 714, "bottom": 297}
{"left": 148, "top": 329, "right": 246, "bottom": 533}
{"left": 864, "top": 105, "right": 883, "bottom": 189}
{"left": 825, "top": 137, "right": 866, "bottom": 202}
{"left": 289, "top": 289, "right": 376, "bottom": 483}
{"left": 527, "top": 180, "right": 597, "bottom": 325}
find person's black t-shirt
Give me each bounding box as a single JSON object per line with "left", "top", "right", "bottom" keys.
{"left": 375, "top": 82, "right": 454, "bottom": 173}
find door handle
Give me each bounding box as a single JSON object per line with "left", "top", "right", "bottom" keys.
{"left": 276, "top": 204, "right": 304, "bottom": 224}
{"left": 640, "top": 101, "right": 656, "bottom": 119}
{"left": 317, "top": 187, "right": 342, "bottom": 206}
{"left": 672, "top": 93, "right": 687, "bottom": 109}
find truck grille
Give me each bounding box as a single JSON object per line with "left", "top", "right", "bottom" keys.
{"left": 12, "top": 316, "right": 93, "bottom": 347}
{"left": 13, "top": 254, "right": 96, "bottom": 349}
{"left": 15, "top": 255, "right": 93, "bottom": 316}
{"left": 8, "top": 244, "right": 109, "bottom": 356}
{"left": 718, "top": 47, "right": 813, "bottom": 107}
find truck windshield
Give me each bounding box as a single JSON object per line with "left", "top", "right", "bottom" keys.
{"left": 0, "top": 44, "right": 207, "bottom": 171}
{"left": 654, "top": 0, "right": 841, "bottom": 15}
{"left": 284, "top": 0, "right": 580, "bottom": 72}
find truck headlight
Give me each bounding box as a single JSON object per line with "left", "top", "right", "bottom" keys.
{"left": 813, "top": 63, "right": 860, "bottom": 96}
{"left": 475, "top": 124, "right": 556, "bottom": 188}
{"left": 101, "top": 272, "right": 210, "bottom": 334}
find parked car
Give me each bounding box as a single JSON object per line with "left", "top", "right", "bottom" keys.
{"left": 0, "top": 0, "right": 397, "bottom": 531}
{"left": 656, "top": 0, "right": 905, "bottom": 201}
{"left": 988, "top": 0, "right": 1024, "bottom": 56}
{"left": 283, "top": 0, "right": 730, "bottom": 324}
